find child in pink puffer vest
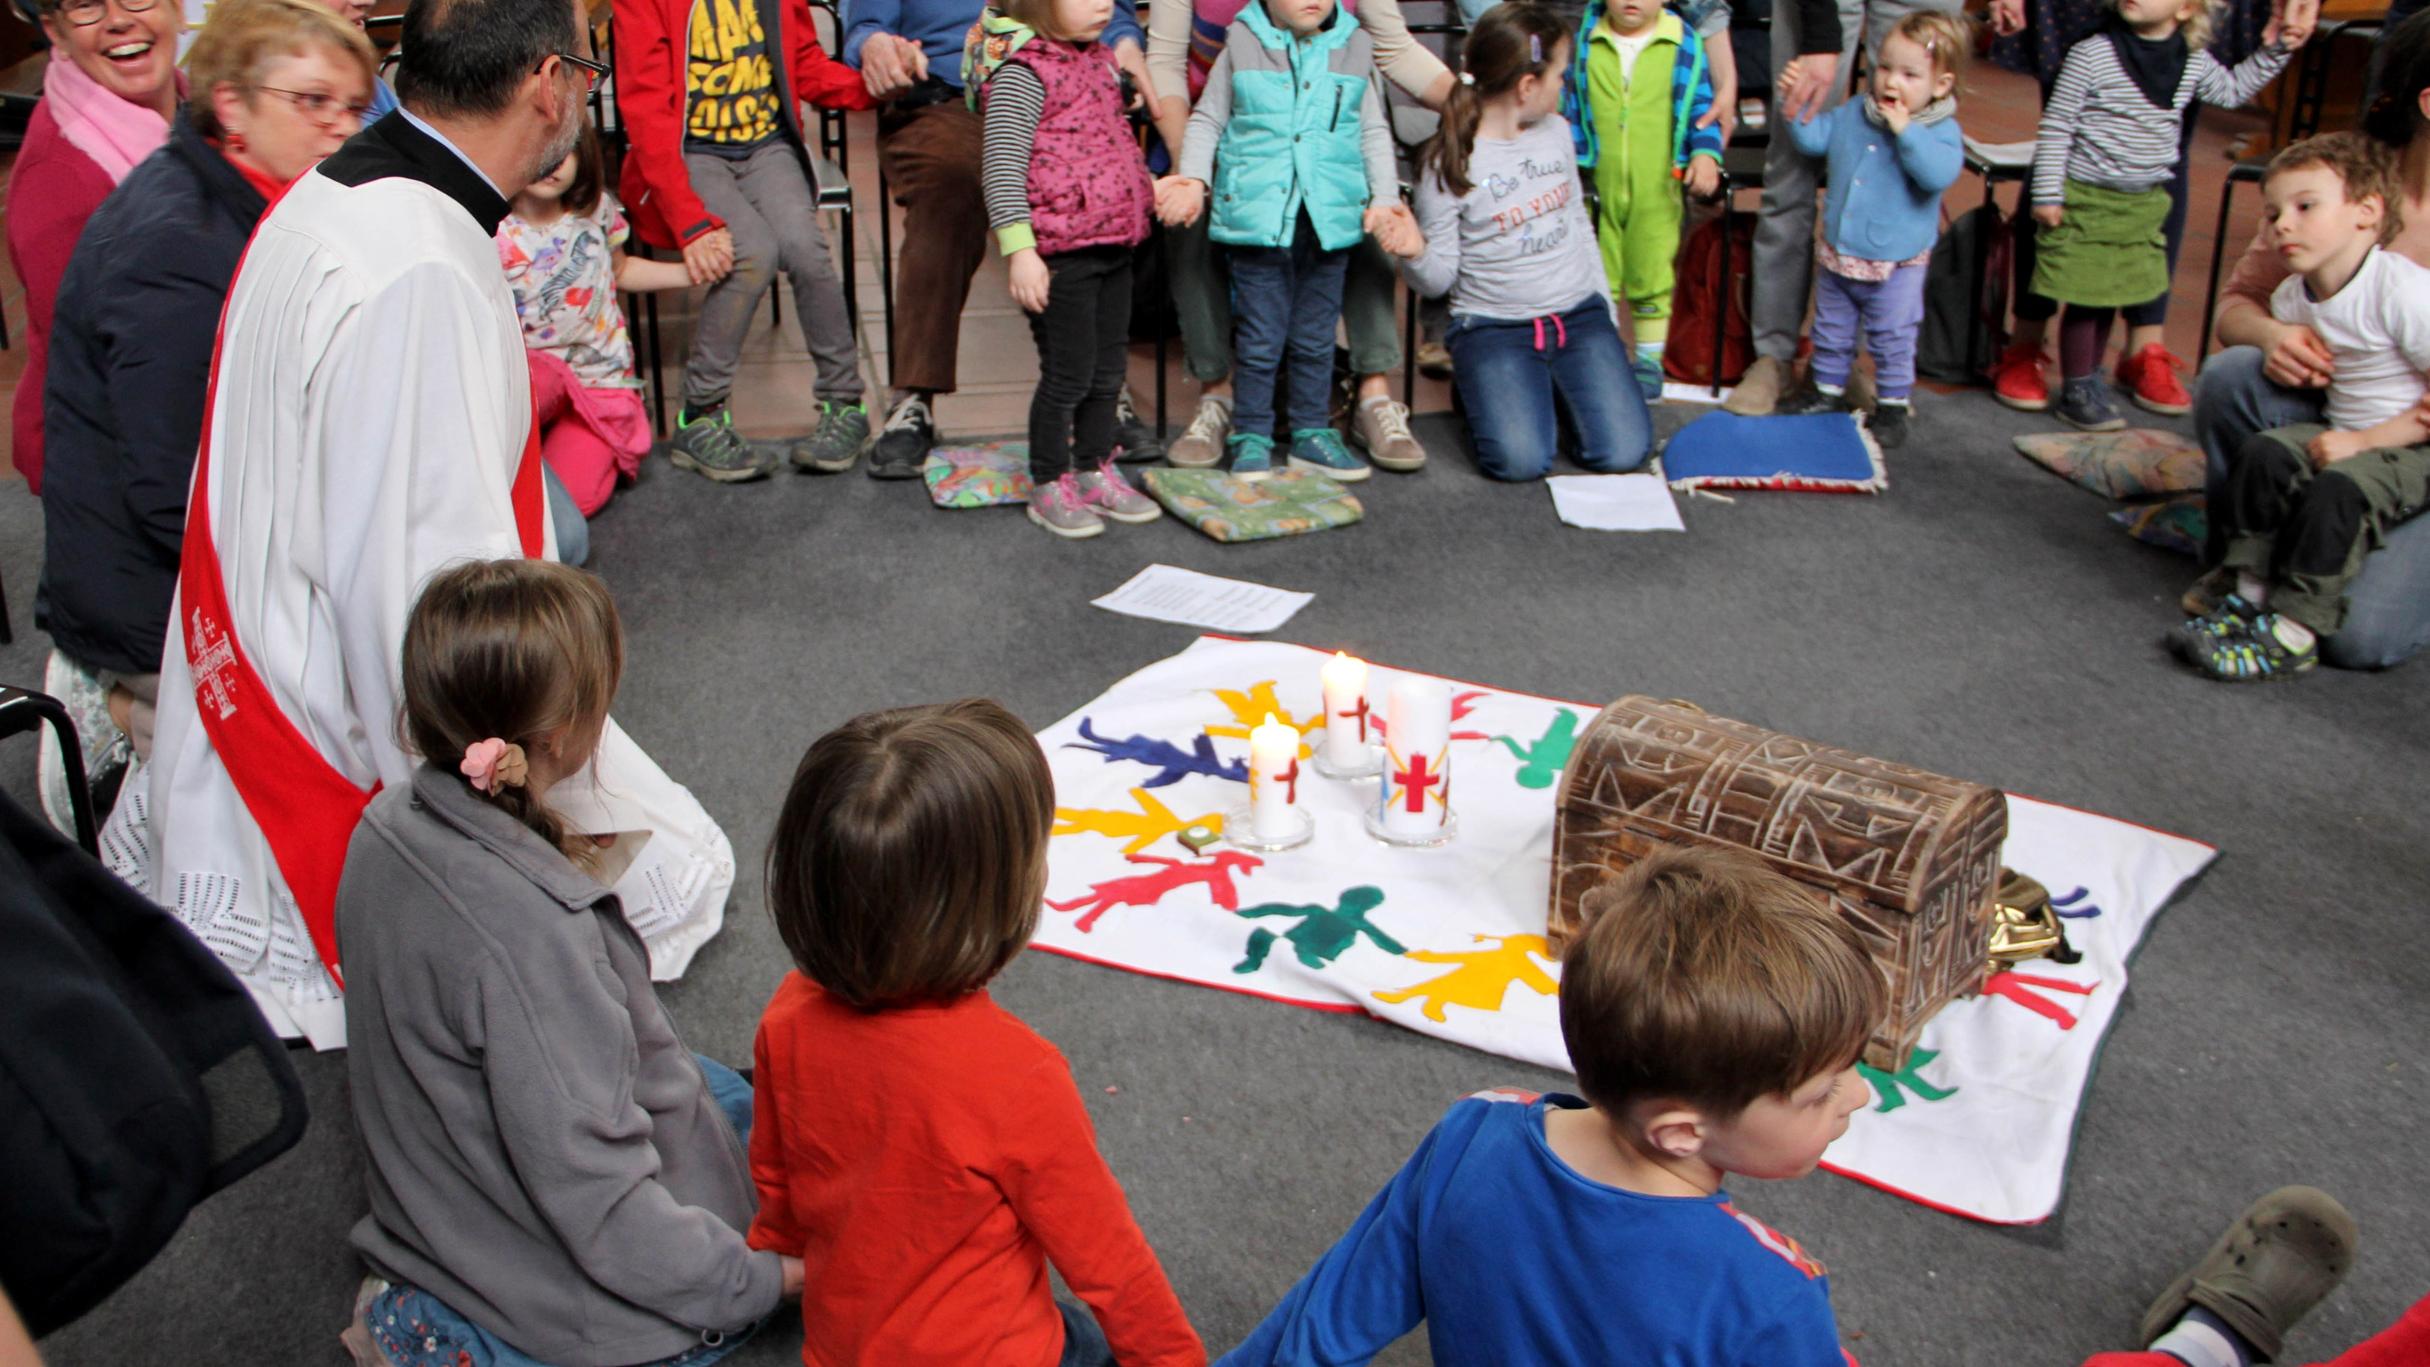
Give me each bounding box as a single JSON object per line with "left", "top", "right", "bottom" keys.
{"left": 972, "top": 0, "right": 1164, "bottom": 540}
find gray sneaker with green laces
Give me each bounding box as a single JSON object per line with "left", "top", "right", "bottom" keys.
{"left": 789, "top": 400, "right": 869, "bottom": 473}
{"left": 667, "top": 406, "right": 774, "bottom": 483}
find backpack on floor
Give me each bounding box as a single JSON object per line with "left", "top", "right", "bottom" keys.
{"left": 1664, "top": 209, "right": 1756, "bottom": 387}
{"left": 1916, "top": 204, "right": 2013, "bottom": 384}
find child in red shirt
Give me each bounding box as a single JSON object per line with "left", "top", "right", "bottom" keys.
{"left": 748, "top": 699, "right": 1205, "bottom": 1367}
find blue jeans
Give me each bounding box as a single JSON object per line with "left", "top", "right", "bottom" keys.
{"left": 2192, "top": 347, "right": 2430, "bottom": 669}
{"left": 1228, "top": 214, "right": 1349, "bottom": 445}
{"left": 1811, "top": 263, "right": 1926, "bottom": 399}
{"left": 543, "top": 465, "right": 588, "bottom": 568}
{"left": 358, "top": 1055, "right": 760, "bottom": 1367}
{"left": 1446, "top": 299, "right": 1653, "bottom": 482}
{"left": 1056, "top": 1300, "right": 1114, "bottom": 1367}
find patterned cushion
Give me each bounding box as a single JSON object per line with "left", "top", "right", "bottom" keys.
{"left": 1660, "top": 411, "right": 1887, "bottom": 494}
{"left": 2013, "top": 429, "right": 2205, "bottom": 500}
{"left": 922, "top": 444, "right": 1033, "bottom": 507}
{"left": 2109, "top": 494, "right": 2206, "bottom": 557}
{"left": 1141, "top": 468, "right": 1365, "bottom": 541}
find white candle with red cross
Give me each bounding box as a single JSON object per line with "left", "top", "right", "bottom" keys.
{"left": 1248, "top": 713, "right": 1302, "bottom": 840}
{"left": 1320, "top": 651, "right": 1372, "bottom": 769}
{"left": 1381, "top": 677, "right": 1451, "bottom": 835}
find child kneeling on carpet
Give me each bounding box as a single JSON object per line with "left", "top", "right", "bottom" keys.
{"left": 501, "top": 125, "right": 701, "bottom": 522}
{"left": 1402, "top": 3, "right": 1652, "bottom": 481}
{"left": 1157, "top": 0, "right": 1425, "bottom": 482}
{"left": 976, "top": 0, "right": 1167, "bottom": 539}
{"left": 749, "top": 701, "right": 1205, "bottom": 1366}
{"left": 2026, "top": 0, "right": 2301, "bottom": 432}
{"left": 1217, "top": 844, "right": 1880, "bottom": 1366}
{"left": 1773, "top": 11, "right": 1966, "bottom": 452}
{"left": 2175, "top": 134, "right": 2430, "bottom": 682}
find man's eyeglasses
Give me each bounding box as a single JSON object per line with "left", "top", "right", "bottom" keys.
{"left": 550, "top": 50, "right": 609, "bottom": 93}
{"left": 51, "top": 0, "right": 159, "bottom": 28}
{"left": 258, "top": 86, "right": 375, "bottom": 128}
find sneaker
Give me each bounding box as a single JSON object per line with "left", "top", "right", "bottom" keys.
{"left": 1027, "top": 471, "right": 1105, "bottom": 538}
{"left": 1169, "top": 395, "right": 1232, "bottom": 468}
{"left": 2166, "top": 592, "right": 2262, "bottom": 661}
{"left": 1077, "top": 456, "right": 1163, "bottom": 523}
{"left": 666, "top": 406, "right": 774, "bottom": 483}
{"left": 2186, "top": 612, "right": 2320, "bottom": 682}
{"left": 1417, "top": 340, "right": 1453, "bottom": 379}
{"left": 1288, "top": 426, "right": 1371, "bottom": 482}
{"left": 788, "top": 400, "right": 868, "bottom": 473}
{"left": 2179, "top": 565, "right": 2236, "bottom": 617}
{"left": 2055, "top": 376, "right": 2127, "bottom": 432}
{"left": 1350, "top": 395, "right": 1426, "bottom": 472}
{"left": 1778, "top": 385, "right": 1849, "bottom": 416}
{"left": 2137, "top": 1187, "right": 2356, "bottom": 1362}
{"left": 1722, "top": 355, "right": 1791, "bottom": 415}
{"left": 1991, "top": 340, "right": 2052, "bottom": 412}
{"left": 867, "top": 393, "right": 935, "bottom": 480}
{"left": 1228, "top": 432, "right": 1276, "bottom": 481}
{"left": 1113, "top": 388, "right": 1165, "bottom": 465}
{"left": 2117, "top": 343, "right": 2194, "bottom": 416}
{"left": 1631, "top": 353, "right": 1665, "bottom": 402}
{"left": 1867, "top": 399, "right": 1912, "bottom": 450}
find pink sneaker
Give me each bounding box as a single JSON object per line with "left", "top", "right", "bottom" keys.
{"left": 1027, "top": 472, "right": 1105, "bottom": 539}
{"left": 1076, "top": 457, "right": 1163, "bottom": 524}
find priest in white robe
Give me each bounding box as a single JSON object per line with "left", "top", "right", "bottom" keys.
{"left": 123, "top": 0, "right": 733, "bottom": 1049}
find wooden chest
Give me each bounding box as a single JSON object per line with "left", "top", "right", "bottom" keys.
{"left": 1548, "top": 697, "right": 2005, "bottom": 1071}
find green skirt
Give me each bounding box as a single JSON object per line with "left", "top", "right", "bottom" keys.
{"left": 2030, "top": 180, "right": 2170, "bottom": 308}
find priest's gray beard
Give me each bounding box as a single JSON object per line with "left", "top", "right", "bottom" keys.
{"left": 526, "top": 98, "right": 585, "bottom": 193}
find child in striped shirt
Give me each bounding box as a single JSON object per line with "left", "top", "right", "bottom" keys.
{"left": 2028, "top": 0, "right": 2306, "bottom": 432}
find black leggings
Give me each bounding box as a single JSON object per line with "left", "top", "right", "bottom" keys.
{"left": 1024, "top": 245, "right": 1134, "bottom": 484}
{"left": 2014, "top": 105, "right": 2199, "bottom": 331}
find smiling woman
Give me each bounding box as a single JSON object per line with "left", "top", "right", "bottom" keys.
{"left": 2, "top": 0, "right": 183, "bottom": 495}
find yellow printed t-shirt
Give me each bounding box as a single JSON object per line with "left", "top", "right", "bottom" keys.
{"left": 686, "top": 0, "right": 780, "bottom": 155}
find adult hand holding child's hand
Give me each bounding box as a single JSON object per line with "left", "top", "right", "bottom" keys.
{"left": 1008, "top": 248, "right": 1051, "bottom": 315}
{"left": 1155, "top": 176, "right": 1205, "bottom": 228}
{"left": 859, "top": 33, "right": 928, "bottom": 100}
{"left": 2265, "top": 322, "right": 2336, "bottom": 388}
{"left": 781, "top": 1256, "right": 804, "bottom": 1299}
{"left": 1365, "top": 202, "right": 1423, "bottom": 257}
{"left": 1776, "top": 53, "right": 1838, "bottom": 123}
{"left": 683, "top": 228, "right": 735, "bottom": 285}
{"left": 1683, "top": 157, "right": 1719, "bottom": 199}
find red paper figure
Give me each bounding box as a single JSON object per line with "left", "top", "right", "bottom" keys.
{"left": 1047, "top": 851, "right": 1264, "bottom": 932}
{"left": 1372, "top": 690, "right": 1495, "bottom": 743}
{"left": 1982, "top": 970, "right": 2099, "bottom": 1029}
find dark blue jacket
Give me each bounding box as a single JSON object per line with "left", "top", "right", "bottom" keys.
{"left": 39, "top": 112, "right": 268, "bottom": 677}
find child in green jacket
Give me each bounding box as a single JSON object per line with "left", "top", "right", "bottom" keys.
{"left": 1560, "top": 0, "right": 1723, "bottom": 399}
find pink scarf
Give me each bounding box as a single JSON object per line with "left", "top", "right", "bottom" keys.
{"left": 43, "top": 49, "right": 179, "bottom": 182}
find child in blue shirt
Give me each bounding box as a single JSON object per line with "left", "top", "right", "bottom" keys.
{"left": 1775, "top": 9, "right": 1966, "bottom": 450}
{"left": 1218, "top": 844, "right": 1880, "bottom": 1366}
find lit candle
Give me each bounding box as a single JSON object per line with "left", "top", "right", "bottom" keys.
{"left": 1320, "top": 652, "right": 1372, "bottom": 769}
{"left": 1248, "top": 712, "right": 1302, "bottom": 840}
{"left": 1382, "top": 677, "right": 1450, "bottom": 836}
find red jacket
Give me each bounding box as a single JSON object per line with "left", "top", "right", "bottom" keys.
{"left": 612, "top": 0, "right": 874, "bottom": 250}
{"left": 6, "top": 100, "right": 119, "bottom": 493}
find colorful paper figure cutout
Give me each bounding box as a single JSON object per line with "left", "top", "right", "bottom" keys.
{"left": 1206, "top": 681, "right": 1320, "bottom": 758}
{"left": 1982, "top": 970, "right": 2099, "bottom": 1029}
{"left": 1492, "top": 710, "right": 1581, "bottom": 790}
{"left": 1371, "top": 690, "right": 1495, "bottom": 743}
{"left": 1049, "top": 851, "right": 1263, "bottom": 932}
{"left": 1065, "top": 718, "right": 1248, "bottom": 788}
{"left": 1233, "top": 886, "right": 1407, "bottom": 973}
{"left": 1857, "top": 1046, "right": 1958, "bottom": 1113}
{"left": 1372, "top": 934, "right": 1557, "bottom": 1021}
{"left": 2051, "top": 887, "right": 2105, "bottom": 919}
{"left": 1053, "top": 787, "right": 1226, "bottom": 855}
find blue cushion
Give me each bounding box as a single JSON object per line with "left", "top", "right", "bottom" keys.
{"left": 1661, "top": 411, "right": 1887, "bottom": 494}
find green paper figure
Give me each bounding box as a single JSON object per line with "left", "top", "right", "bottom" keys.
{"left": 1493, "top": 710, "right": 1582, "bottom": 790}
{"left": 1856, "top": 1047, "right": 1958, "bottom": 1113}
{"left": 1233, "top": 886, "right": 1407, "bottom": 974}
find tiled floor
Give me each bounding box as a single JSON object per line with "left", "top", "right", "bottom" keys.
{"left": 0, "top": 55, "right": 2277, "bottom": 458}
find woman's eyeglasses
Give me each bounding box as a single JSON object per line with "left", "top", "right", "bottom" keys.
{"left": 52, "top": 0, "right": 160, "bottom": 28}
{"left": 258, "top": 87, "right": 375, "bottom": 128}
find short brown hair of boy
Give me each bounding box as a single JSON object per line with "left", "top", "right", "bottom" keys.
{"left": 1558, "top": 846, "right": 1885, "bottom": 1119}
{"left": 766, "top": 699, "right": 1055, "bottom": 1010}
{"left": 1885, "top": 9, "right": 1971, "bottom": 83}
{"left": 2267, "top": 131, "right": 2403, "bottom": 245}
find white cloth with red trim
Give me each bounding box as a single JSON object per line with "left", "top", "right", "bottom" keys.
{"left": 123, "top": 165, "right": 733, "bottom": 1051}
{"left": 1032, "top": 637, "right": 2215, "bottom": 1224}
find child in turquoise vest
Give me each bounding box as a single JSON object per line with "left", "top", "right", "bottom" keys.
{"left": 1160, "top": 0, "right": 1422, "bottom": 481}
{"left": 1559, "top": 0, "right": 1723, "bottom": 399}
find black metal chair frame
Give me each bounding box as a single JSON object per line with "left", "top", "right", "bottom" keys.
{"left": 0, "top": 686, "right": 98, "bottom": 855}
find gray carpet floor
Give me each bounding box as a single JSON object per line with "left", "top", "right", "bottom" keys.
{"left": 4, "top": 386, "right": 2425, "bottom": 1366}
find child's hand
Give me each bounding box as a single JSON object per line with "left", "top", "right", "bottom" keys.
{"left": 1155, "top": 176, "right": 1206, "bottom": 228}
{"left": 780, "top": 1256, "right": 805, "bottom": 1299}
{"left": 1875, "top": 91, "right": 1909, "bottom": 135}
{"left": 1008, "top": 247, "right": 1051, "bottom": 315}
{"left": 2032, "top": 204, "right": 2065, "bottom": 229}
{"left": 2309, "top": 428, "right": 2367, "bottom": 468}
{"left": 1988, "top": 0, "right": 2026, "bottom": 36}
{"left": 1364, "top": 202, "right": 1422, "bottom": 257}
{"left": 1683, "top": 157, "right": 1720, "bottom": 199}
{"left": 2266, "top": 0, "right": 2318, "bottom": 49}
{"left": 683, "top": 228, "right": 735, "bottom": 285}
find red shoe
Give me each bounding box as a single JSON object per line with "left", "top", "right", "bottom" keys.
{"left": 2117, "top": 343, "right": 2194, "bottom": 415}
{"left": 1991, "top": 340, "right": 2050, "bottom": 412}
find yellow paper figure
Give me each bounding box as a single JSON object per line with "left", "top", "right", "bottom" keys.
{"left": 1052, "top": 787, "right": 1226, "bottom": 856}
{"left": 1206, "top": 681, "right": 1319, "bottom": 759}
{"left": 1372, "top": 934, "right": 1558, "bottom": 1022}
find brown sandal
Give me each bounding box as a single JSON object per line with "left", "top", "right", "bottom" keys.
{"left": 2138, "top": 1186, "right": 2358, "bottom": 1362}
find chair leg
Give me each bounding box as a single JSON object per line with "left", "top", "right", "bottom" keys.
{"left": 1401, "top": 279, "right": 1417, "bottom": 412}
{"left": 1154, "top": 226, "right": 1169, "bottom": 437}
{"left": 1, "top": 559, "right": 13, "bottom": 645}
{"left": 644, "top": 291, "right": 667, "bottom": 437}
{"left": 878, "top": 160, "right": 898, "bottom": 379}
{"left": 838, "top": 206, "right": 858, "bottom": 357}
{"left": 1712, "top": 180, "right": 1731, "bottom": 398}
{"left": 2198, "top": 176, "right": 2239, "bottom": 362}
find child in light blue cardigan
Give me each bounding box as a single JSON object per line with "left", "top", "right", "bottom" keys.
{"left": 1778, "top": 9, "right": 1965, "bottom": 449}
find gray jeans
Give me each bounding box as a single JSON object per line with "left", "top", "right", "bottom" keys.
{"left": 1751, "top": 0, "right": 1963, "bottom": 362}
{"left": 2191, "top": 346, "right": 2430, "bottom": 669}
{"left": 682, "top": 142, "right": 862, "bottom": 411}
